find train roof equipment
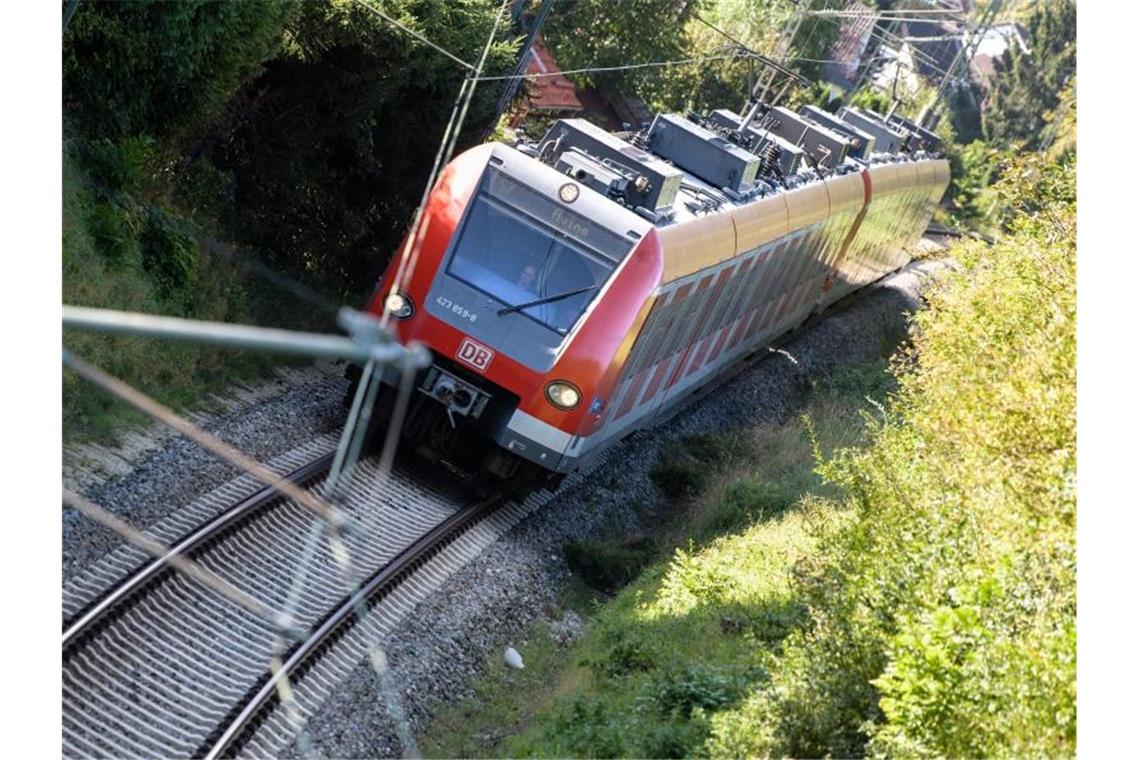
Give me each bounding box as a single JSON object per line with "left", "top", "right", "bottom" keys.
{"left": 704, "top": 108, "right": 806, "bottom": 178}
{"left": 522, "top": 103, "right": 944, "bottom": 226}
{"left": 884, "top": 112, "right": 942, "bottom": 152}
{"left": 645, "top": 113, "right": 762, "bottom": 196}
{"left": 838, "top": 106, "right": 908, "bottom": 155}
{"left": 538, "top": 118, "right": 684, "bottom": 215}
{"left": 798, "top": 105, "right": 877, "bottom": 161}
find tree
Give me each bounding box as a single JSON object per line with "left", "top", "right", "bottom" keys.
{"left": 542, "top": 0, "right": 710, "bottom": 112}
{"left": 63, "top": 0, "right": 297, "bottom": 145}
{"left": 982, "top": 0, "right": 1076, "bottom": 149}
{"left": 204, "top": 0, "right": 518, "bottom": 293}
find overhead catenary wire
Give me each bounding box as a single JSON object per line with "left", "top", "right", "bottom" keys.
{"left": 352, "top": 0, "right": 477, "bottom": 71}
{"left": 382, "top": 0, "right": 511, "bottom": 326}
{"left": 804, "top": 8, "right": 964, "bottom": 17}
{"left": 474, "top": 49, "right": 778, "bottom": 82}
{"left": 61, "top": 3, "right": 504, "bottom": 756}
{"left": 61, "top": 349, "right": 350, "bottom": 530}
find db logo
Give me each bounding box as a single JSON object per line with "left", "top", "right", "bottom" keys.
{"left": 456, "top": 337, "right": 494, "bottom": 372}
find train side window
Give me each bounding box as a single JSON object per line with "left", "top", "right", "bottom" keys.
{"left": 657, "top": 276, "right": 710, "bottom": 361}
{"left": 635, "top": 286, "right": 686, "bottom": 371}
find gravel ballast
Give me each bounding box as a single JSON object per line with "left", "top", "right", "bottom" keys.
{"left": 61, "top": 363, "right": 350, "bottom": 584}
{"left": 60, "top": 259, "right": 947, "bottom": 756}
{"left": 286, "top": 259, "right": 950, "bottom": 758}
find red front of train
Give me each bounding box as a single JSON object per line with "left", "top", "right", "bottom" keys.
{"left": 360, "top": 143, "right": 662, "bottom": 485}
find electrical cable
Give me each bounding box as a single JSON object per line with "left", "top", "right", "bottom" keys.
{"left": 352, "top": 0, "right": 477, "bottom": 71}
{"left": 381, "top": 0, "right": 512, "bottom": 326}
{"left": 473, "top": 49, "right": 756, "bottom": 82}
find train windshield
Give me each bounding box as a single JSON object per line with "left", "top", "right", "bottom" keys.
{"left": 446, "top": 169, "right": 629, "bottom": 335}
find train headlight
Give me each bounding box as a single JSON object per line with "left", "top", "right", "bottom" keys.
{"left": 545, "top": 381, "right": 581, "bottom": 410}
{"left": 385, "top": 291, "right": 414, "bottom": 319}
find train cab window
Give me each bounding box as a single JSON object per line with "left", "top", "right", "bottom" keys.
{"left": 446, "top": 173, "right": 623, "bottom": 335}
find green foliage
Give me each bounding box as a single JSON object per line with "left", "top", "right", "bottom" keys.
{"left": 564, "top": 535, "right": 657, "bottom": 591}
{"left": 82, "top": 136, "right": 155, "bottom": 197}
{"left": 62, "top": 1, "right": 521, "bottom": 441}
{"left": 713, "top": 153, "right": 1076, "bottom": 758}
{"left": 87, "top": 200, "right": 138, "bottom": 267}
{"left": 423, "top": 355, "right": 902, "bottom": 758}
{"left": 651, "top": 451, "right": 710, "bottom": 498}
{"left": 595, "top": 638, "right": 657, "bottom": 679}
{"left": 942, "top": 138, "right": 1012, "bottom": 223}
{"left": 467, "top": 149, "right": 1076, "bottom": 760}
{"left": 63, "top": 150, "right": 276, "bottom": 442}
{"left": 650, "top": 430, "right": 752, "bottom": 498}
{"left": 813, "top": 356, "right": 897, "bottom": 400}
{"left": 982, "top": 0, "right": 1076, "bottom": 150}
{"left": 543, "top": 0, "right": 864, "bottom": 116}
{"left": 700, "top": 478, "right": 794, "bottom": 535}
{"left": 207, "top": 0, "right": 518, "bottom": 293}
{"left": 507, "top": 503, "right": 821, "bottom": 759}
{"left": 64, "top": 0, "right": 296, "bottom": 144}
{"left": 544, "top": 0, "right": 709, "bottom": 113}
{"left": 846, "top": 87, "right": 894, "bottom": 116}
{"left": 140, "top": 207, "right": 200, "bottom": 306}
{"left": 639, "top": 663, "right": 755, "bottom": 718}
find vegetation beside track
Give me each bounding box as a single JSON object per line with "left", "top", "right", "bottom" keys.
{"left": 422, "top": 358, "right": 898, "bottom": 759}
{"left": 421, "top": 146, "right": 1075, "bottom": 758}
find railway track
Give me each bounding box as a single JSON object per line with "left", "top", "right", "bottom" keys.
{"left": 61, "top": 437, "right": 541, "bottom": 758}
{"left": 61, "top": 253, "right": 949, "bottom": 758}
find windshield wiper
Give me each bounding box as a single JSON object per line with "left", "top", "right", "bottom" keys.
{"left": 497, "top": 285, "right": 597, "bottom": 316}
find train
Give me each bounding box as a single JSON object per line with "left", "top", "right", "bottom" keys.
{"left": 349, "top": 101, "right": 950, "bottom": 490}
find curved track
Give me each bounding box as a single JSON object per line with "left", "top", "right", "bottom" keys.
{"left": 62, "top": 452, "right": 336, "bottom": 650}
{"left": 60, "top": 438, "right": 535, "bottom": 758}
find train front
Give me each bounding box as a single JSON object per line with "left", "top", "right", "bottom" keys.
{"left": 361, "top": 142, "right": 662, "bottom": 486}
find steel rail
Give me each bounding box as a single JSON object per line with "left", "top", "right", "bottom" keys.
{"left": 201, "top": 492, "right": 504, "bottom": 759}
{"left": 62, "top": 452, "right": 337, "bottom": 652}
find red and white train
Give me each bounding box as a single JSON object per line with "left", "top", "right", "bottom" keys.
{"left": 353, "top": 104, "right": 950, "bottom": 488}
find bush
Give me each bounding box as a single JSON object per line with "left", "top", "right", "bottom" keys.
{"left": 64, "top": 0, "right": 295, "bottom": 144}
{"left": 82, "top": 136, "right": 154, "bottom": 197}
{"left": 564, "top": 536, "right": 657, "bottom": 592}
{"left": 729, "top": 152, "right": 1076, "bottom": 758}
{"left": 140, "top": 207, "right": 200, "bottom": 306}
{"left": 700, "top": 478, "right": 794, "bottom": 535}
{"left": 651, "top": 431, "right": 754, "bottom": 499}
{"left": 87, "top": 201, "right": 138, "bottom": 266}
{"left": 639, "top": 664, "right": 755, "bottom": 718}
{"left": 594, "top": 639, "right": 657, "bottom": 679}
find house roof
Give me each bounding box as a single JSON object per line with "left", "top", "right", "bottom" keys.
{"left": 971, "top": 23, "right": 1031, "bottom": 86}
{"left": 900, "top": 19, "right": 965, "bottom": 83}
{"left": 524, "top": 38, "right": 583, "bottom": 113}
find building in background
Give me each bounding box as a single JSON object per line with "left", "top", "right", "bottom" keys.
{"left": 970, "top": 23, "right": 1030, "bottom": 90}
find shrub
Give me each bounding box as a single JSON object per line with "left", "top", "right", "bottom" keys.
{"left": 593, "top": 639, "right": 656, "bottom": 679}
{"left": 639, "top": 664, "right": 758, "bottom": 719}
{"left": 87, "top": 201, "right": 138, "bottom": 266}
{"left": 64, "top": 1, "right": 295, "bottom": 144}
{"left": 140, "top": 207, "right": 200, "bottom": 306}
{"left": 650, "top": 454, "right": 709, "bottom": 498}
{"left": 651, "top": 431, "right": 754, "bottom": 499}
{"left": 549, "top": 699, "right": 628, "bottom": 758}
{"left": 701, "top": 478, "right": 795, "bottom": 535}
{"left": 564, "top": 536, "right": 657, "bottom": 592}
{"left": 745, "top": 152, "right": 1076, "bottom": 757}
{"left": 82, "top": 136, "right": 155, "bottom": 197}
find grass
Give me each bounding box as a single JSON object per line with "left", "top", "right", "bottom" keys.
{"left": 420, "top": 145, "right": 1076, "bottom": 755}
{"left": 62, "top": 148, "right": 317, "bottom": 444}
{"left": 418, "top": 358, "right": 899, "bottom": 758}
